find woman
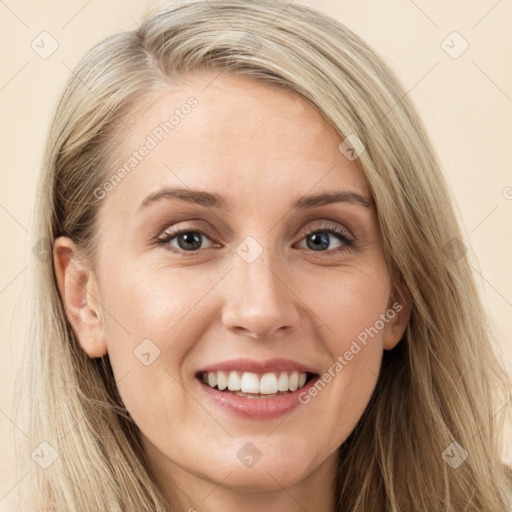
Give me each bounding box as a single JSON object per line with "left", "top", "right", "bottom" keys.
{"left": 12, "top": 0, "right": 512, "bottom": 510}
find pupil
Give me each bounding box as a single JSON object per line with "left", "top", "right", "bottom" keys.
{"left": 179, "top": 232, "right": 202, "bottom": 250}
{"left": 308, "top": 232, "right": 329, "bottom": 251}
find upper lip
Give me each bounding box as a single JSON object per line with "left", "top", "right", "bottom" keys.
{"left": 198, "top": 357, "right": 319, "bottom": 375}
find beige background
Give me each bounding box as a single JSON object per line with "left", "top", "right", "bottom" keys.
{"left": 1, "top": 0, "right": 511, "bottom": 503}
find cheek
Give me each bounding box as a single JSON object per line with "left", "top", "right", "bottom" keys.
{"left": 102, "top": 261, "right": 213, "bottom": 351}
{"left": 299, "top": 264, "right": 389, "bottom": 422}
{"left": 304, "top": 262, "right": 390, "bottom": 353}
{"left": 98, "top": 263, "right": 218, "bottom": 415}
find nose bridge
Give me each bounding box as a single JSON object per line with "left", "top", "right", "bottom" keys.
{"left": 221, "top": 238, "right": 301, "bottom": 339}
{"left": 238, "top": 242, "right": 280, "bottom": 298}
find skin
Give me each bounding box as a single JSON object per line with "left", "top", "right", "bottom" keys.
{"left": 54, "top": 70, "right": 409, "bottom": 512}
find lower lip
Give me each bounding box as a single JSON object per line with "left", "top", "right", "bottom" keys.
{"left": 198, "top": 376, "right": 319, "bottom": 419}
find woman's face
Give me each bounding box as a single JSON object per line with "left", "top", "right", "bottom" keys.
{"left": 56, "top": 71, "right": 408, "bottom": 504}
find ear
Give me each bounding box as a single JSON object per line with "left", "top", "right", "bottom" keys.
{"left": 382, "top": 282, "right": 412, "bottom": 351}
{"left": 53, "top": 236, "right": 107, "bottom": 358}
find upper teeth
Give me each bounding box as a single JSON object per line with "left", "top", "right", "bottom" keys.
{"left": 202, "top": 371, "right": 308, "bottom": 394}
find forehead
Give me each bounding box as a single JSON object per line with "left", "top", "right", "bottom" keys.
{"left": 100, "top": 71, "right": 369, "bottom": 215}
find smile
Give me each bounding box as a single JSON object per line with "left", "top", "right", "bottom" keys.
{"left": 196, "top": 358, "right": 320, "bottom": 419}
{"left": 199, "top": 370, "right": 312, "bottom": 397}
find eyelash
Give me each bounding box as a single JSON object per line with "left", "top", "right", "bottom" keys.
{"left": 155, "top": 222, "right": 356, "bottom": 256}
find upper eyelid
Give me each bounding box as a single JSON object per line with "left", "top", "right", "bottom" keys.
{"left": 307, "top": 222, "right": 352, "bottom": 238}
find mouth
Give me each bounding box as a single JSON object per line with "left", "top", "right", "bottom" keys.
{"left": 196, "top": 369, "right": 318, "bottom": 398}
{"left": 195, "top": 359, "right": 321, "bottom": 419}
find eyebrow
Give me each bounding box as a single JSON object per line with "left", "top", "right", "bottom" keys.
{"left": 138, "top": 187, "right": 374, "bottom": 211}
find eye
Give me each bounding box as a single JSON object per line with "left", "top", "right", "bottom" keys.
{"left": 155, "top": 221, "right": 355, "bottom": 255}
{"left": 295, "top": 223, "right": 355, "bottom": 253}
{"left": 156, "top": 228, "right": 216, "bottom": 252}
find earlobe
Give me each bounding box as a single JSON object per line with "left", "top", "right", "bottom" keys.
{"left": 53, "top": 236, "right": 107, "bottom": 358}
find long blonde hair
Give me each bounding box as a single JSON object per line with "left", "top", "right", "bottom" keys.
{"left": 12, "top": 0, "right": 512, "bottom": 510}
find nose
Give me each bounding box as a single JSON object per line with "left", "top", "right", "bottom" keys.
{"left": 221, "top": 248, "right": 302, "bottom": 340}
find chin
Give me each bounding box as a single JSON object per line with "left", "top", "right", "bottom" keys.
{"left": 213, "top": 462, "right": 309, "bottom": 492}
{"left": 198, "top": 442, "right": 320, "bottom": 491}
